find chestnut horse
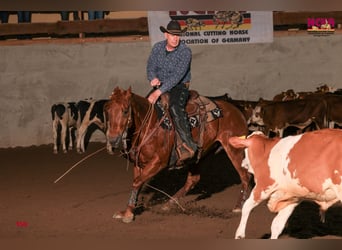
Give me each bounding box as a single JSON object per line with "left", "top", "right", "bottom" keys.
{"left": 105, "top": 86, "right": 252, "bottom": 223}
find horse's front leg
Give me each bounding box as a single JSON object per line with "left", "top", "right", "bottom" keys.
{"left": 112, "top": 188, "right": 139, "bottom": 223}
{"left": 162, "top": 169, "right": 200, "bottom": 211}
{"left": 113, "top": 165, "right": 159, "bottom": 223}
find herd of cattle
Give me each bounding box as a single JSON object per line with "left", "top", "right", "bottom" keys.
{"left": 229, "top": 84, "right": 342, "bottom": 137}
{"left": 226, "top": 84, "right": 342, "bottom": 238}
{"left": 51, "top": 84, "right": 342, "bottom": 238}
{"left": 51, "top": 98, "right": 113, "bottom": 155}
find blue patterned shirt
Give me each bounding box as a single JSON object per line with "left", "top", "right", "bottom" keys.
{"left": 147, "top": 40, "right": 192, "bottom": 93}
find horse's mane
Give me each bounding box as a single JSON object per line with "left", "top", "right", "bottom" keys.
{"left": 131, "top": 91, "right": 153, "bottom": 115}
{"left": 110, "top": 87, "right": 152, "bottom": 114}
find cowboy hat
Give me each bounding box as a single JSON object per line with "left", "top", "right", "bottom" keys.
{"left": 160, "top": 20, "right": 187, "bottom": 35}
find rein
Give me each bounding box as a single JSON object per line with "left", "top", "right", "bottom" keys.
{"left": 124, "top": 96, "right": 169, "bottom": 167}
{"left": 133, "top": 103, "right": 168, "bottom": 166}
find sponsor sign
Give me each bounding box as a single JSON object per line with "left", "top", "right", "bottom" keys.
{"left": 148, "top": 11, "right": 273, "bottom": 46}
{"left": 307, "top": 17, "right": 335, "bottom": 36}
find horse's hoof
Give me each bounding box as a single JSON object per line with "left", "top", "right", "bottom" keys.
{"left": 113, "top": 212, "right": 134, "bottom": 223}
{"left": 107, "top": 150, "right": 114, "bottom": 155}
{"left": 161, "top": 203, "right": 171, "bottom": 211}
{"left": 122, "top": 215, "right": 134, "bottom": 223}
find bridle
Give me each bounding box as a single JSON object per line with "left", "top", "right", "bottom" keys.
{"left": 127, "top": 96, "right": 170, "bottom": 167}
{"left": 120, "top": 104, "right": 132, "bottom": 158}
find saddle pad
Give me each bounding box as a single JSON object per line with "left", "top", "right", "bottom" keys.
{"left": 155, "top": 94, "right": 222, "bottom": 129}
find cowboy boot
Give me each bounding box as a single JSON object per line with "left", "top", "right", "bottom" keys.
{"left": 173, "top": 112, "right": 197, "bottom": 162}
{"left": 168, "top": 145, "right": 185, "bottom": 170}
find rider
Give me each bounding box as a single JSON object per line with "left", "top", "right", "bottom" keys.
{"left": 146, "top": 20, "right": 197, "bottom": 163}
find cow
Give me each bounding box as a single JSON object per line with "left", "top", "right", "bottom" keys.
{"left": 206, "top": 94, "right": 259, "bottom": 133}
{"left": 227, "top": 99, "right": 258, "bottom": 122}
{"left": 295, "top": 84, "right": 335, "bottom": 99}
{"left": 272, "top": 89, "right": 297, "bottom": 101}
{"left": 51, "top": 102, "right": 79, "bottom": 154}
{"left": 319, "top": 94, "right": 342, "bottom": 129}
{"left": 76, "top": 99, "right": 113, "bottom": 154}
{"left": 295, "top": 93, "right": 342, "bottom": 129}
{"left": 273, "top": 84, "right": 335, "bottom": 102}
{"left": 228, "top": 129, "right": 342, "bottom": 239}
{"left": 224, "top": 99, "right": 260, "bottom": 133}
{"left": 248, "top": 98, "right": 328, "bottom": 137}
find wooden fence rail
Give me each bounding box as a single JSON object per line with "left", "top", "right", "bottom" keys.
{"left": 0, "top": 17, "right": 149, "bottom": 37}
{"left": 1, "top": 12, "right": 342, "bottom": 38}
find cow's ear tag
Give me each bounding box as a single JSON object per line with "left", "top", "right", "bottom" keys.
{"left": 238, "top": 135, "right": 246, "bottom": 139}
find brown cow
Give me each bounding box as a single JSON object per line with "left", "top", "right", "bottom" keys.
{"left": 206, "top": 95, "right": 259, "bottom": 132}
{"left": 248, "top": 98, "right": 328, "bottom": 137}
{"left": 229, "top": 129, "right": 342, "bottom": 239}
{"left": 324, "top": 94, "right": 342, "bottom": 128}
{"left": 294, "top": 93, "right": 342, "bottom": 132}
{"left": 296, "top": 84, "right": 334, "bottom": 99}
{"left": 273, "top": 84, "right": 334, "bottom": 101}
{"left": 272, "top": 89, "right": 297, "bottom": 101}
{"left": 227, "top": 99, "right": 258, "bottom": 121}
{"left": 303, "top": 94, "right": 342, "bottom": 129}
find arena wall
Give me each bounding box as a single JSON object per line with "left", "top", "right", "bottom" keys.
{"left": 1, "top": 34, "right": 341, "bottom": 148}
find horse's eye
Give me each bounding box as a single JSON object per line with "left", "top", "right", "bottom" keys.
{"left": 123, "top": 109, "right": 129, "bottom": 116}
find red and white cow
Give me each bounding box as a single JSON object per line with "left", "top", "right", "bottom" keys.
{"left": 51, "top": 102, "right": 79, "bottom": 154}
{"left": 229, "top": 129, "right": 342, "bottom": 239}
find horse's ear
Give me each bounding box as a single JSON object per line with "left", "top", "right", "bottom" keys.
{"left": 110, "top": 86, "right": 119, "bottom": 99}
{"left": 127, "top": 86, "right": 132, "bottom": 93}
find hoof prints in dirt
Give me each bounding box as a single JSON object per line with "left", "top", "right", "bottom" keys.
{"left": 151, "top": 202, "right": 237, "bottom": 220}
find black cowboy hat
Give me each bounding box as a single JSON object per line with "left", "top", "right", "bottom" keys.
{"left": 160, "top": 20, "right": 187, "bottom": 35}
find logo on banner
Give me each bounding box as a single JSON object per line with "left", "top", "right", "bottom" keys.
{"left": 307, "top": 17, "right": 335, "bottom": 36}
{"left": 168, "top": 11, "right": 252, "bottom": 45}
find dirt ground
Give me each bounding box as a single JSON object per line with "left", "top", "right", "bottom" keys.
{"left": 1, "top": 141, "right": 342, "bottom": 240}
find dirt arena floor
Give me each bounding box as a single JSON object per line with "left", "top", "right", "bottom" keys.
{"left": 1, "top": 141, "right": 342, "bottom": 241}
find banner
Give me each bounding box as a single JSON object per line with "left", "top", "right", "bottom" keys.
{"left": 148, "top": 11, "right": 273, "bottom": 46}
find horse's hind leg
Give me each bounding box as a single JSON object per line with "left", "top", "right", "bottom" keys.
{"left": 162, "top": 167, "right": 200, "bottom": 211}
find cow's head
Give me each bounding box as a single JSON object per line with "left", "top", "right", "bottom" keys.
{"left": 229, "top": 131, "right": 268, "bottom": 175}
{"left": 248, "top": 105, "right": 264, "bottom": 125}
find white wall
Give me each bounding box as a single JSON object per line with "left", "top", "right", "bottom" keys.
{"left": 1, "top": 34, "right": 341, "bottom": 148}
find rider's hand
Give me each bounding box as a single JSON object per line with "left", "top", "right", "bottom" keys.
{"left": 147, "top": 89, "right": 162, "bottom": 104}
{"left": 150, "top": 78, "right": 161, "bottom": 87}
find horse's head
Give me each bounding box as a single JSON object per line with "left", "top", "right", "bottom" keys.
{"left": 105, "top": 87, "right": 133, "bottom": 148}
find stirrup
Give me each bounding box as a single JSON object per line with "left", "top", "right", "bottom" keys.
{"left": 168, "top": 147, "right": 185, "bottom": 170}
{"left": 176, "top": 142, "right": 196, "bottom": 162}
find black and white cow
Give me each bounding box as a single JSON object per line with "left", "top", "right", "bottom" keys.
{"left": 76, "top": 99, "right": 113, "bottom": 154}
{"left": 51, "top": 102, "right": 79, "bottom": 154}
